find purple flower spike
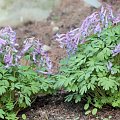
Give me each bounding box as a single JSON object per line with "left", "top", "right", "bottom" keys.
{"left": 105, "top": 16, "right": 109, "bottom": 27}
{"left": 4, "top": 46, "right": 13, "bottom": 67}
{"left": 4, "top": 54, "right": 13, "bottom": 65}
{"left": 20, "top": 38, "right": 34, "bottom": 56}
{"left": 94, "top": 22, "right": 101, "bottom": 34}
{"left": 107, "top": 61, "right": 115, "bottom": 74}
{"left": 0, "top": 38, "right": 6, "bottom": 45}
{"left": 0, "top": 26, "right": 16, "bottom": 44}
{"left": 106, "top": 4, "right": 114, "bottom": 20}
{"left": 45, "top": 55, "right": 53, "bottom": 74}
{"left": 112, "top": 44, "right": 120, "bottom": 56}
{"left": 55, "top": 4, "right": 120, "bottom": 55}
{"left": 113, "top": 14, "right": 120, "bottom": 24}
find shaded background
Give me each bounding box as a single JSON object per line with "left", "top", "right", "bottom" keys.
{"left": 0, "top": 0, "right": 103, "bottom": 27}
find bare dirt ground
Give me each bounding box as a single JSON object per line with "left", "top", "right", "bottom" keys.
{"left": 17, "top": 0, "right": 120, "bottom": 119}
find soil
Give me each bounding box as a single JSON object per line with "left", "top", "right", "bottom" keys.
{"left": 18, "top": 94, "right": 120, "bottom": 120}
{"left": 16, "top": 0, "right": 120, "bottom": 119}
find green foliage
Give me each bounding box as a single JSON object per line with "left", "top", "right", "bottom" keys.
{"left": 22, "top": 114, "right": 27, "bottom": 120}
{"left": 55, "top": 25, "right": 120, "bottom": 113}
{"left": 0, "top": 63, "right": 56, "bottom": 120}
{"left": 0, "top": 64, "right": 40, "bottom": 120}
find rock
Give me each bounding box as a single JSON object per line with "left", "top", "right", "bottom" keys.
{"left": 52, "top": 26, "right": 59, "bottom": 33}
{"left": 51, "top": 21, "right": 59, "bottom": 33}
{"left": 41, "top": 45, "right": 51, "bottom": 52}
{"left": 0, "top": 0, "right": 61, "bottom": 27}
{"left": 83, "top": 0, "right": 101, "bottom": 8}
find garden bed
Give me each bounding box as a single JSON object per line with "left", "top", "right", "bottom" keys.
{"left": 15, "top": 0, "right": 120, "bottom": 119}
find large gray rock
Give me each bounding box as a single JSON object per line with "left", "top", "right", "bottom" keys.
{"left": 0, "top": 0, "right": 60, "bottom": 27}
{"left": 83, "top": 0, "right": 101, "bottom": 8}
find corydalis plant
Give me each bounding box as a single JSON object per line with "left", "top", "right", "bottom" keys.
{"left": 0, "top": 27, "right": 53, "bottom": 74}
{"left": 55, "top": 24, "right": 120, "bottom": 114}
{"left": 56, "top": 4, "right": 120, "bottom": 55}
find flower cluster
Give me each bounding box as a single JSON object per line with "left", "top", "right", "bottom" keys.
{"left": 0, "top": 26, "right": 18, "bottom": 67}
{"left": 0, "top": 26, "right": 53, "bottom": 74}
{"left": 55, "top": 4, "right": 120, "bottom": 55}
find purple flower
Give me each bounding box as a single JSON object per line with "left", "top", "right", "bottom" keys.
{"left": 55, "top": 28, "right": 80, "bottom": 55}
{"left": 106, "top": 4, "right": 114, "bottom": 20}
{"left": 29, "top": 39, "right": 53, "bottom": 74}
{"left": 20, "top": 38, "right": 34, "bottom": 56}
{"left": 45, "top": 54, "right": 53, "bottom": 73}
{"left": 55, "top": 4, "right": 119, "bottom": 55}
{"left": 112, "top": 44, "right": 120, "bottom": 56}
{"left": 105, "top": 16, "right": 109, "bottom": 27}
{"left": 0, "top": 38, "right": 6, "bottom": 45}
{"left": 94, "top": 22, "right": 101, "bottom": 34}
{"left": 99, "top": 7, "right": 106, "bottom": 24}
{"left": 107, "top": 61, "right": 112, "bottom": 71}
{"left": 113, "top": 14, "right": 120, "bottom": 24}
{"left": 107, "top": 61, "right": 115, "bottom": 74}
{"left": 4, "top": 46, "right": 13, "bottom": 67}
{"left": 0, "top": 26, "right": 16, "bottom": 44}
{"left": 4, "top": 54, "right": 13, "bottom": 65}
{"left": 0, "top": 27, "right": 18, "bottom": 55}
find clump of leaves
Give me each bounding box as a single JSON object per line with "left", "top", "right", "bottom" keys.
{"left": 55, "top": 24, "right": 120, "bottom": 115}
{"left": 0, "top": 64, "right": 40, "bottom": 120}
{"left": 0, "top": 26, "right": 56, "bottom": 120}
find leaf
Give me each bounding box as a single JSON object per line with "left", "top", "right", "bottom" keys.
{"left": 85, "top": 73, "right": 91, "bottom": 80}
{"left": 70, "top": 84, "right": 78, "bottom": 92}
{"left": 54, "top": 76, "right": 66, "bottom": 88}
{"left": 92, "top": 108, "right": 97, "bottom": 115}
{"left": 5, "top": 113, "right": 18, "bottom": 120}
{"left": 0, "top": 80, "right": 9, "bottom": 87}
{"left": 15, "top": 83, "right": 23, "bottom": 89}
{"left": 8, "top": 76, "right": 16, "bottom": 81}
{"left": 25, "top": 96, "right": 31, "bottom": 106}
{"left": 6, "top": 102, "right": 14, "bottom": 110}
{"left": 104, "top": 48, "right": 111, "bottom": 58}
{"left": 80, "top": 85, "right": 87, "bottom": 95}
{"left": 84, "top": 104, "right": 89, "bottom": 110}
{"left": 97, "top": 51, "right": 105, "bottom": 61}
{"left": 10, "top": 83, "right": 15, "bottom": 90}
{"left": 89, "top": 83, "right": 95, "bottom": 90}
{"left": 103, "top": 118, "right": 109, "bottom": 120}
{"left": 65, "top": 94, "right": 74, "bottom": 102}
{"left": 0, "top": 74, "right": 2, "bottom": 79}
{"left": 18, "top": 66, "right": 29, "bottom": 71}
{"left": 22, "top": 114, "right": 27, "bottom": 120}
{"left": 0, "top": 68, "right": 7, "bottom": 74}
{"left": 22, "top": 87, "right": 31, "bottom": 96}
{"left": 0, "top": 86, "right": 6, "bottom": 95}
{"left": 75, "top": 95, "right": 81, "bottom": 103}
{"left": 0, "top": 109, "right": 5, "bottom": 119}
{"left": 95, "top": 65, "right": 105, "bottom": 72}
{"left": 98, "top": 77, "right": 118, "bottom": 90}
{"left": 31, "top": 82, "right": 39, "bottom": 94}
{"left": 85, "top": 110, "right": 91, "bottom": 115}
{"left": 24, "top": 55, "right": 30, "bottom": 60}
